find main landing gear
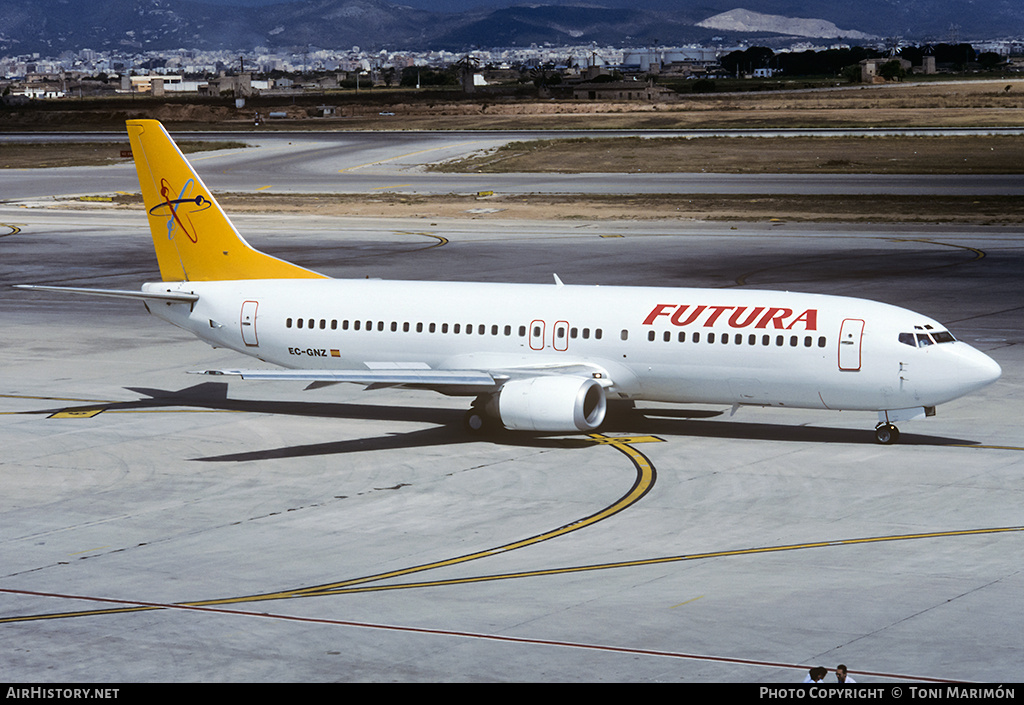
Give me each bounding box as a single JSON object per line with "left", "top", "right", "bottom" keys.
{"left": 463, "top": 397, "right": 496, "bottom": 434}
{"left": 874, "top": 422, "right": 900, "bottom": 445}
{"left": 464, "top": 407, "right": 490, "bottom": 433}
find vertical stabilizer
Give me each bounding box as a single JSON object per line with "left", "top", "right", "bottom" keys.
{"left": 126, "top": 119, "right": 326, "bottom": 282}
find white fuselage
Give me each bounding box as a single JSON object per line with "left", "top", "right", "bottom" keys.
{"left": 142, "top": 278, "right": 1001, "bottom": 415}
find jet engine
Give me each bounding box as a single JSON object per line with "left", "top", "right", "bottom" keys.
{"left": 489, "top": 376, "right": 607, "bottom": 432}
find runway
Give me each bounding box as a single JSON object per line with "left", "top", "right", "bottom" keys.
{"left": 1, "top": 139, "right": 1022, "bottom": 683}
{"left": 4, "top": 129, "right": 1024, "bottom": 202}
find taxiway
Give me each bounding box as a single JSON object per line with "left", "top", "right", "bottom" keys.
{"left": 0, "top": 136, "right": 1021, "bottom": 683}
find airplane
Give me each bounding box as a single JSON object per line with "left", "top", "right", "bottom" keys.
{"left": 16, "top": 119, "right": 1002, "bottom": 445}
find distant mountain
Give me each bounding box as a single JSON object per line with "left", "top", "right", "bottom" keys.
{"left": 427, "top": 4, "right": 714, "bottom": 49}
{"left": 0, "top": 0, "right": 438, "bottom": 54}
{"left": 697, "top": 8, "right": 877, "bottom": 40}
{"left": 1, "top": 0, "right": 1022, "bottom": 55}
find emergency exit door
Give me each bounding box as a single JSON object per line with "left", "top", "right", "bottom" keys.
{"left": 838, "top": 318, "right": 864, "bottom": 371}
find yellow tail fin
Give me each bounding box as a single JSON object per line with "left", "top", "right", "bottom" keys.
{"left": 126, "top": 119, "right": 326, "bottom": 282}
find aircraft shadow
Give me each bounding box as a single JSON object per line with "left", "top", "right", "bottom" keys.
{"left": 624, "top": 411, "right": 978, "bottom": 447}
{"left": 195, "top": 407, "right": 979, "bottom": 462}
{"left": 35, "top": 382, "right": 981, "bottom": 460}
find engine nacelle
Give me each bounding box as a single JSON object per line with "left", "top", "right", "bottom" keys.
{"left": 491, "top": 376, "right": 607, "bottom": 432}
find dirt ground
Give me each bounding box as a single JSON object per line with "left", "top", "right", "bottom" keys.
{"left": 4, "top": 77, "right": 1024, "bottom": 131}
{"left": 90, "top": 191, "right": 1024, "bottom": 225}
{"left": 7, "top": 134, "right": 1021, "bottom": 176}
{"left": 0, "top": 140, "right": 246, "bottom": 169}
{"left": 436, "top": 135, "right": 1024, "bottom": 175}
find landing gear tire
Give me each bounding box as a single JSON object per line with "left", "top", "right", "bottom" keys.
{"left": 463, "top": 408, "right": 490, "bottom": 434}
{"left": 874, "top": 423, "right": 900, "bottom": 445}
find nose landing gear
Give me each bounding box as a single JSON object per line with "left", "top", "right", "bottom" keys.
{"left": 874, "top": 422, "right": 900, "bottom": 445}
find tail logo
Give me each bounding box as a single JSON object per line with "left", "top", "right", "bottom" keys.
{"left": 149, "top": 178, "right": 212, "bottom": 244}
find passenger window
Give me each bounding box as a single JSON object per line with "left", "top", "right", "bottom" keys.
{"left": 818, "top": 337, "right": 826, "bottom": 348}
{"left": 678, "top": 332, "right": 686, "bottom": 343}
{"left": 286, "top": 318, "right": 292, "bottom": 328}
{"left": 648, "top": 331, "right": 656, "bottom": 342}
{"left": 620, "top": 329, "right": 629, "bottom": 341}
{"left": 331, "top": 320, "right": 337, "bottom": 330}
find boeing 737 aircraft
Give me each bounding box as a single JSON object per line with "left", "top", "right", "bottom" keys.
{"left": 17, "top": 120, "right": 1002, "bottom": 444}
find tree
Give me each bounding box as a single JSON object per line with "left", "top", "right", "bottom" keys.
{"left": 978, "top": 52, "right": 1004, "bottom": 70}
{"left": 878, "top": 59, "right": 906, "bottom": 81}
{"left": 720, "top": 47, "right": 774, "bottom": 76}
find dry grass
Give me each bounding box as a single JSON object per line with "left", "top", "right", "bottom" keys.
{"left": 437, "top": 135, "right": 1024, "bottom": 174}
{"left": 104, "top": 191, "right": 1024, "bottom": 224}
{"left": 0, "top": 141, "right": 246, "bottom": 169}
{"left": 326, "top": 79, "right": 1024, "bottom": 131}
{"left": 5, "top": 78, "right": 1024, "bottom": 133}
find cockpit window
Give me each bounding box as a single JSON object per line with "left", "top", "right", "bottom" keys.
{"left": 900, "top": 330, "right": 957, "bottom": 347}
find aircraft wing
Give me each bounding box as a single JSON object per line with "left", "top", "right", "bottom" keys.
{"left": 190, "top": 359, "right": 614, "bottom": 392}
{"left": 190, "top": 368, "right": 499, "bottom": 388}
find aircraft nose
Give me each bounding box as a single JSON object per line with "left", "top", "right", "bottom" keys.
{"left": 959, "top": 345, "right": 1002, "bottom": 392}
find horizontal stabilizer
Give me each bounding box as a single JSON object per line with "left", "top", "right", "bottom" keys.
{"left": 190, "top": 368, "right": 497, "bottom": 387}
{"left": 14, "top": 285, "right": 198, "bottom": 303}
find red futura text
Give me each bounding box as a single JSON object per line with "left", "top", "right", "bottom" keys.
{"left": 643, "top": 304, "right": 819, "bottom": 331}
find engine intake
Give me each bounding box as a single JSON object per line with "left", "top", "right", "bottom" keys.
{"left": 491, "top": 376, "right": 607, "bottom": 432}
